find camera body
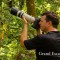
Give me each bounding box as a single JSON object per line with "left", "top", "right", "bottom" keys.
{"left": 10, "top": 7, "right": 40, "bottom": 29}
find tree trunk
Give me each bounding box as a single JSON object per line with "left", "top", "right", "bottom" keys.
{"left": 26, "top": 0, "right": 36, "bottom": 17}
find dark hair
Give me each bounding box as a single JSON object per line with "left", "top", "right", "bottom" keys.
{"left": 41, "top": 11, "right": 59, "bottom": 28}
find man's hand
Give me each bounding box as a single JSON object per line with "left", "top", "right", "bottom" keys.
{"left": 22, "top": 16, "right": 28, "bottom": 24}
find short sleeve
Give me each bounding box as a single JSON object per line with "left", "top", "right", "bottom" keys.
{"left": 24, "top": 35, "right": 50, "bottom": 50}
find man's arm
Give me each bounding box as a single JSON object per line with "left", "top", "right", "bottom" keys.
{"left": 20, "top": 17, "right": 42, "bottom": 48}
{"left": 20, "top": 17, "right": 28, "bottom": 48}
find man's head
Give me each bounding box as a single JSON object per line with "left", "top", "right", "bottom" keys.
{"left": 39, "top": 11, "right": 59, "bottom": 32}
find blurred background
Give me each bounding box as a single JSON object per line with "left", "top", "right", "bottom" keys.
{"left": 0, "top": 0, "right": 60, "bottom": 60}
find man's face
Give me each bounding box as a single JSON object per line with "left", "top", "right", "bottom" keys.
{"left": 39, "top": 15, "right": 51, "bottom": 32}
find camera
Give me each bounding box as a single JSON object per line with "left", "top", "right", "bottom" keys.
{"left": 10, "top": 7, "right": 40, "bottom": 29}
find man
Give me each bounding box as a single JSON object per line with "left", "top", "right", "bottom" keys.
{"left": 20, "top": 11, "right": 60, "bottom": 60}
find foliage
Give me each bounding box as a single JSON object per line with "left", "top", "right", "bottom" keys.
{"left": 0, "top": 0, "right": 60, "bottom": 60}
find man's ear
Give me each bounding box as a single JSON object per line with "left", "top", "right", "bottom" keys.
{"left": 48, "top": 21, "right": 52, "bottom": 26}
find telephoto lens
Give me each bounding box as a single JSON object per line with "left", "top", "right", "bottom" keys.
{"left": 10, "top": 7, "right": 19, "bottom": 16}
{"left": 10, "top": 7, "right": 40, "bottom": 29}
{"left": 10, "top": 7, "right": 35, "bottom": 23}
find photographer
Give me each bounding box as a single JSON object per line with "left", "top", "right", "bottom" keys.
{"left": 20, "top": 11, "right": 60, "bottom": 60}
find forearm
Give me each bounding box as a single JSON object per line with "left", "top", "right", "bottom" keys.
{"left": 20, "top": 24, "right": 28, "bottom": 47}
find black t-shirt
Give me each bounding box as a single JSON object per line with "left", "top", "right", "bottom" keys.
{"left": 24, "top": 31, "right": 60, "bottom": 60}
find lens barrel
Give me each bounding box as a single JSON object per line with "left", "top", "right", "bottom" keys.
{"left": 10, "top": 7, "right": 40, "bottom": 29}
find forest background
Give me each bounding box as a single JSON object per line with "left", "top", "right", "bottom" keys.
{"left": 0, "top": 0, "right": 60, "bottom": 60}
